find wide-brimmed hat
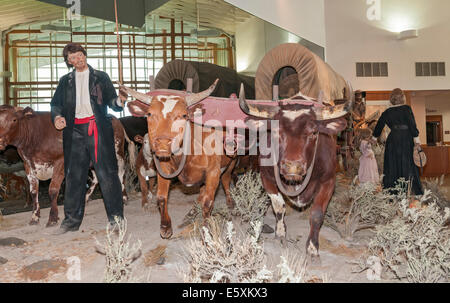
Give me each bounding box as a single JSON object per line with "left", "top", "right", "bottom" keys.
{"left": 413, "top": 145, "right": 427, "bottom": 167}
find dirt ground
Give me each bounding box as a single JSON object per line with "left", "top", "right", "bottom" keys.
{"left": 0, "top": 184, "right": 385, "bottom": 283}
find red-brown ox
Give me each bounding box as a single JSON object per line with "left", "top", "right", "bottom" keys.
{"left": 0, "top": 105, "right": 129, "bottom": 226}
{"left": 239, "top": 87, "right": 351, "bottom": 260}
{"left": 122, "top": 80, "right": 237, "bottom": 239}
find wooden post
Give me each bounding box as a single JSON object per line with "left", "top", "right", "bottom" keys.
{"left": 149, "top": 75, "right": 155, "bottom": 91}
{"left": 186, "top": 78, "right": 193, "bottom": 93}
{"left": 273, "top": 85, "right": 279, "bottom": 101}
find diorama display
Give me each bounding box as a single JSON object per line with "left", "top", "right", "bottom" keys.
{"left": 0, "top": 0, "right": 448, "bottom": 285}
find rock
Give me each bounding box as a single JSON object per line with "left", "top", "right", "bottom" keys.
{"left": 0, "top": 256, "right": 7, "bottom": 264}
{"left": 19, "top": 259, "right": 67, "bottom": 281}
{"left": 261, "top": 224, "right": 274, "bottom": 234}
{"left": 0, "top": 237, "right": 27, "bottom": 247}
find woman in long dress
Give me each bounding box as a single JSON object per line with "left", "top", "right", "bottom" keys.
{"left": 372, "top": 88, "right": 423, "bottom": 195}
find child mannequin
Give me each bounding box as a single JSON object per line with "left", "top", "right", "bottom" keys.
{"left": 358, "top": 128, "right": 379, "bottom": 184}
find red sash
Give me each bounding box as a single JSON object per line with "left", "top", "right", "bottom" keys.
{"left": 75, "top": 115, "right": 99, "bottom": 163}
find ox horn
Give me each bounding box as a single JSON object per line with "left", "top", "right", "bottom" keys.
{"left": 185, "top": 79, "right": 219, "bottom": 106}
{"left": 118, "top": 82, "right": 152, "bottom": 105}
{"left": 313, "top": 87, "right": 352, "bottom": 121}
{"left": 239, "top": 84, "right": 279, "bottom": 119}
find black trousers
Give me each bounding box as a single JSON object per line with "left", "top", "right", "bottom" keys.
{"left": 61, "top": 123, "right": 123, "bottom": 230}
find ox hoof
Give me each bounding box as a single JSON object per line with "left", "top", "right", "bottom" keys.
{"left": 46, "top": 220, "right": 59, "bottom": 228}
{"left": 307, "top": 254, "right": 322, "bottom": 267}
{"left": 29, "top": 219, "right": 39, "bottom": 226}
{"left": 160, "top": 226, "right": 173, "bottom": 239}
{"left": 142, "top": 203, "right": 150, "bottom": 212}
{"left": 275, "top": 235, "right": 288, "bottom": 248}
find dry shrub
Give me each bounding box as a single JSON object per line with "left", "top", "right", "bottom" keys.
{"left": 178, "top": 171, "right": 269, "bottom": 230}
{"left": 422, "top": 176, "right": 450, "bottom": 211}
{"left": 178, "top": 200, "right": 231, "bottom": 229}
{"left": 366, "top": 191, "right": 450, "bottom": 282}
{"left": 95, "top": 217, "right": 142, "bottom": 283}
{"left": 230, "top": 170, "right": 270, "bottom": 223}
{"left": 144, "top": 245, "right": 166, "bottom": 267}
{"left": 179, "top": 218, "right": 272, "bottom": 283}
{"left": 275, "top": 251, "right": 308, "bottom": 283}
{"left": 179, "top": 218, "right": 328, "bottom": 283}
{"left": 325, "top": 178, "right": 401, "bottom": 241}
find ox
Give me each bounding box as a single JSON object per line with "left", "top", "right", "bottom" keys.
{"left": 239, "top": 86, "right": 351, "bottom": 260}
{"left": 134, "top": 133, "right": 156, "bottom": 210}
{"left": 122, "top": 80, "right": 237, "bottom": 239}
{"left": 0, "top": 105, "right": 130, "bottom": 226}
{"left": 119, "top": 116, "right": 148, "bottom": 144}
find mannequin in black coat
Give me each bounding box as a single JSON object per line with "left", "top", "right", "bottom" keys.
{"left": 372, "top": 88, "right": 423, "bottom": 195}
{"left": 51, "top": 43, "right": 127, "bottom": 233}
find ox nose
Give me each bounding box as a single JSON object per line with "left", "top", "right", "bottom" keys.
{"left": 280, "top": 160, "right": 307, "bottom": 177}
{"left": 154, "top": 137, "right": 173, "bottom": 157}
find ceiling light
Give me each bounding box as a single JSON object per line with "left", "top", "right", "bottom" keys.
{"left": 40, "top": 24, "right": 71, "bottom": 33}
{"left": 398, "top": 29, "right": 419, "bottom": 40}
{"left": 190, "top": 29, "right": 223, "bottom": 37}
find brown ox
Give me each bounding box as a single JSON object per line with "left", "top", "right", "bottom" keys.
{"left": 239, "top": 86, "right": 351, "bottom": 260}
{"left": 123, "top": 80, "right": 237, "bottom": 239}
{"left": 0, "top": 105, "right": 130, "bottom": 226}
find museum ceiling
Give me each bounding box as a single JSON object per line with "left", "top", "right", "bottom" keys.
{"left": 0, "top": 0, "right": 254, "bottom": 35}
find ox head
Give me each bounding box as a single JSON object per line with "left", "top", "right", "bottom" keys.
{"left": 239, "top": 85, "right": 350, "bottom": 188}
{"left": 134, "top": 133, "right": 152, "bottom": 158}
{"left": 0, "top": 105, "right": 34, "bottom": 150}
{"left": 125, "top": 79, "right": 218, "bottom": 159}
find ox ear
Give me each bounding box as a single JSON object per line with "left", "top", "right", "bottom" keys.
{"left": 23, "top": 107, "right": 35, "bottom": 117}
{"left": 134, "top": 135, "right": 144, "bottom": 144}
{"left": 318, "top": 117, "right": 348, "bottom": 135}
{"left": 127, "top": 101, "right": 149, "bottom": 117}
{"left": 15, "top": 106, "right": 34, "bottom": 119}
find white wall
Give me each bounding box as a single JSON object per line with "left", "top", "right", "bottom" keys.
{"left": 225, "top": 0, "right": 326, "bottom": 47}
{"left": 235, "top": 17, "right": 292, "bottom": 75}
{"left": 325, "top": 0, "right": 450, "bottom": 91}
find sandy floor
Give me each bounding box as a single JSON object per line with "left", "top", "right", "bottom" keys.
{"left": 0, "top": 185, "right": 385, "bottom": 283}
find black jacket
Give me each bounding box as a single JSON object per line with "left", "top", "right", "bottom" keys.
{"left": 50, "top": 65, "right": 123, "bottom": 172}
{"left": 373, "top": 105, "right": 423, "bottom": 195}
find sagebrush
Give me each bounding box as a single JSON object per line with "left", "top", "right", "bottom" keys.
{"left": 229, "top": 170, "right": 270, "bottom": 224}
{"left": 179, "top": 218, "right": 323, "bottom": 283}
{"left": 324, "top": 177, "right": 404, "bottom": 240}
{"left": 366, "top": 191, "right": 450, "bottom": 282}
{"left": 95, "top": 217, "right": 142, "bottom": 283}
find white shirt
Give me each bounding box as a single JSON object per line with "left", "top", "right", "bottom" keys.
{"left": 75, "top": 69, "right": 94, "bottom": 118}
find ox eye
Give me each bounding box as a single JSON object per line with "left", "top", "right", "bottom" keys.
{"left": 146, "top": 113, "right": 152, "bottom": 117}
{"left": 182, "top": 114, "right": 188, "bottom": 119}
{"left": 309, "top": 131, "right": 318, "bottom": 138}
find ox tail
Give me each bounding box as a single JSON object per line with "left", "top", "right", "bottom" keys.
{"left": 123, "top": 130, "right": 137, "bottom": 170}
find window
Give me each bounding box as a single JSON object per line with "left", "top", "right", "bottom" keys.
{"left": 416, "top": 62, "right": 446, "bottom": 77}
{"left": 4, "top": 15, "right": 232, "bottom": 113}
{"left": 356, "top": 62, "right": 388, "bottom": 77}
